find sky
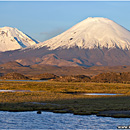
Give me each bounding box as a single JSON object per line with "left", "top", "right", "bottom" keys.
{"left": 0, "top": 1, "right": 130, "bottom": 42}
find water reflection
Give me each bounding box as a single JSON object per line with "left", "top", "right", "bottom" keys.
{"left": 84, "top": 93, "right": 122, "bottom": 96}
{"left": 0, "top": 111, "right": 130, "bottom": 129}
{"left": 64, "top": 92, "right": 122, "bottom": 96}
{"left": 0, "top": 90, "right": 45, "bottom": 93}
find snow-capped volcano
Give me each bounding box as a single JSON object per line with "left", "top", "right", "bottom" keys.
{"left": 0, "top": 27, "right": 38, "bottom": 52}
{"left": 37, "top": 17, "right": 130, "bottom": 50}
{"left": 1, "top": 17, "right": 130, "bottom": 67}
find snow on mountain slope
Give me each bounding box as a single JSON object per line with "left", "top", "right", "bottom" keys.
{"left": 35, "top": 17, "right": 130, "bottom": 50}
{"left": 0, "top": 27, "right": 38, "bottom": 52}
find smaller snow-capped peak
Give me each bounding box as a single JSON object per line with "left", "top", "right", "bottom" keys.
{"left": 0, "top": 26, "right": 38, "bottom": 52}
{"left": 35, "top": 17, "right": 130, "bottom": 50}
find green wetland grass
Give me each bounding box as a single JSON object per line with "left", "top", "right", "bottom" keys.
{"left": 0, "top": 81, "right": 130, "bottom": 117}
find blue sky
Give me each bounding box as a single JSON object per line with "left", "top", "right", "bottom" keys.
{"left": 0, "top": 1, "right": 130, "bottom": 42}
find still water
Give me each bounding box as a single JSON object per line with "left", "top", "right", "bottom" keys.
{"left": 0, "top": 111, "right": 130, "bottom": 129}
{"left": 84, "top": 93, "right": 122, "bottom": 96}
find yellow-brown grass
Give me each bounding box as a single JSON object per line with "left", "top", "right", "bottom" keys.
{"left": 0, "top": 80, "right": 130, "bottom": 117}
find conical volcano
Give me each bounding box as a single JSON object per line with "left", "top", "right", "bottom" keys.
{"left": 36, "top": 17, "right": 130, "bottom": 50}
{"left": 1, "top": 17, "right": 130, "bottom": 67}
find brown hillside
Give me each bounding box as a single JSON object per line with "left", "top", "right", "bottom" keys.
{"left": 54, "top": 75, "right": 91, "bottom": 82}
{"left": 91, "top": 72, "right": 130, "bottom": 83}
{"left": 0, "top": 72, "right": 29, "bottom": 80}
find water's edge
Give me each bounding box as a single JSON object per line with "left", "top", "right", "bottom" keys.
{"left": 0, "top": 106, "right": 130, "bottom": 118}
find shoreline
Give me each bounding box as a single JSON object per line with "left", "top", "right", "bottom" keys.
{"left": 0, "top": 101, "right": 130, "bottom": 118}
{"left": 1, "top": 81, "right": 130, "bottom": 118}
{"left": 1, "top": 108, "right": 130, "bottom": 118}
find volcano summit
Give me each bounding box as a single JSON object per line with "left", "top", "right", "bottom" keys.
{"left": 35, "top": 17, "right": 130, "bottom": 50}
{"left": 1, "top": 17, "right": 130, "bottom": 67}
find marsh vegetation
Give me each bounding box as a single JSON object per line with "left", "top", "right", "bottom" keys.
{"left": 0, "top": 81, "right": 130, "bottom": 117}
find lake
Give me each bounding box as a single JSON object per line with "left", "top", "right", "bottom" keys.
{"left": 0, "top": 111, "right": 130, "bottom": 129}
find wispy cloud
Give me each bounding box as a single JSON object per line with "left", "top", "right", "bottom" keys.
{"left": 40, "top": 28, "right": 65, "bottom": 41}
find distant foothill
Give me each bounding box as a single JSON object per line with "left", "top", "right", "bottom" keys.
{"left": 1, "top": 72, "right": 130, "bottom": 83}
